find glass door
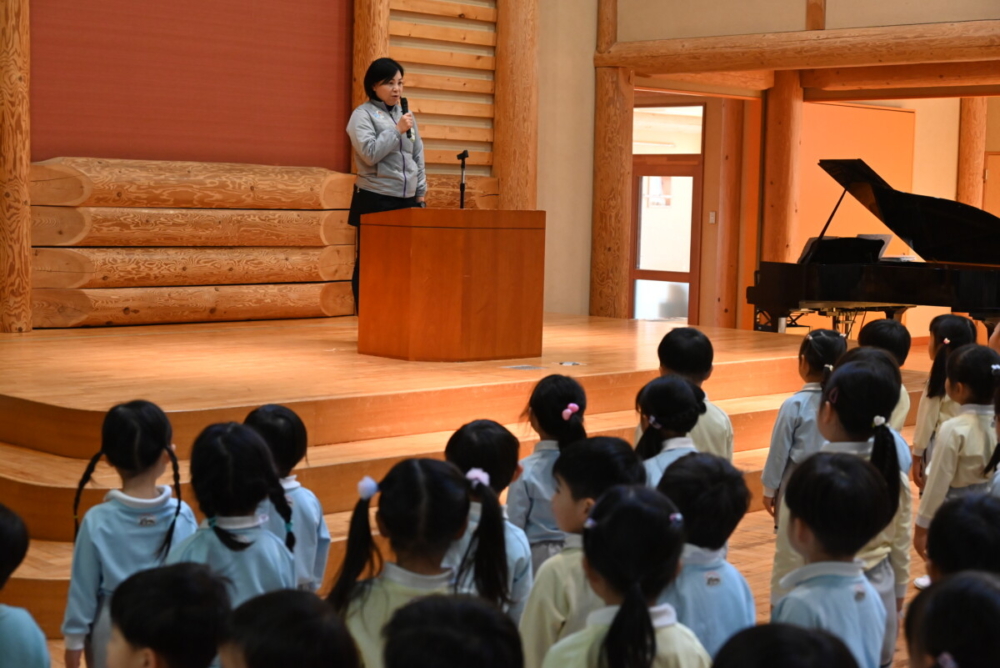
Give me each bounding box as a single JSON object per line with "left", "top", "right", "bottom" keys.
{"left": 630, "top": 155, "right": 703, "bottom": 323}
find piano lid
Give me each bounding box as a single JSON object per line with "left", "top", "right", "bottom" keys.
{"left": 818, "top": 159, "right": 1000, "bottom": 266}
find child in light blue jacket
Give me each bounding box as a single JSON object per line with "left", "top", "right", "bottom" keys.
{"left": 167, "top": 422, "right": 296, "bottom": 607}
{"left": 63, "top": 401, "right": 196, "bottom": 668}
{"left": 634, "top": 376, "right": 704, "bottom": 488}
{"left": 0, "top": 503, "right": 48, "bottom": 668}
{"left": 657, "top": 453, "right": 755, "bottom": 657}
{"left": 245, "top": 404, "right": 330, "bottom": 592}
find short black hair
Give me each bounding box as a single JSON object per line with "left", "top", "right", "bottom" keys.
{"left": 226, "top": 589, "right": 359, "bottom": 668}
{"left": 715, "top": 624, "right": 859, "bottom": 668}
{"left": 384, "top": 595, "right": 522, "bottom": 668}
{"left": 784, "top": 453, "right": 892, "bottom": 558}
{"left": 927, "top": 494, "right": 1000, "bottom": 577}
{"left": 552, "top": 437, "right": 646, "bottom": 501}
{"left": 0, "top": 503, "right": 28, "bottom": 590}
{"left": 110, "top": 563, "right": 231, "bottom": 668}
{"left": 905, "top": 571, "right": 1000, "bottom": 668}
{"left": 363, "top": 58, "right": 405, "bottom": 101}
{"left": 857, "top": 319, "right": 911, "bottom": 366}
{"left": 657, "top": 453, "right": 750, "bottom": 550}
{"left": 244, "top": 404, "right": 308, "bottom": 479}
{"left": 657, "top": 328, "right": 714, "bottom": 382}
{"left": 445, "top": 420, "right": 521, "bottom": 493}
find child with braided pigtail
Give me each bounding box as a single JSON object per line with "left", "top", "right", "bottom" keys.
{"left": 63, "top": 400, "right": 196, "bottom": 668}
{"left": 167, "top": 422, "right": 296, "bottom": 607}
{"left": 634, "top": 376, "right": 707, "bottom": 489}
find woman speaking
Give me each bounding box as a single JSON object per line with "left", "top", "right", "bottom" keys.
{"left": 346, "top": 57, "right": 427, "bottom": 308}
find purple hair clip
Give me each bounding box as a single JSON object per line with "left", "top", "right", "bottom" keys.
{"left": 669, "top": 512, "right": 684, "bottom": 527}
{"left": 937, "top": 652, "right": 959, "bottom": 668}
{"left": 583, "top": 518, "right": 597, "bottom": 530}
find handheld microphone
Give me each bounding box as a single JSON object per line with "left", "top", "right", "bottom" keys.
{"left": 401, "top": 97, "right": 412, "bottom": 140}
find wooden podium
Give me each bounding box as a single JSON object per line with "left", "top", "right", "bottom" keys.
{"left": 358, "top": 208, "right": 545, "bottom": 362}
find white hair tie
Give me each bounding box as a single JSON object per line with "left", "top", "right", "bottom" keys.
{"left": 872, "top": 416, "right": 887, "bottom": 428}
{"left": 583, "top": 518, "right": 597, "bottom": 530}
{"left": 466, "top": 468, "right": 491, "bottom": 489}
{"left": 824, "top": 364, "right": 834, "bottom": 371}
{"left": 648, "top": 415, "right": 662, "bottom": 430}
{"left": 358, "top": 476, "right": 379, "bottom": 501}
{"left": 992, "top": 364, "right": 1000, "bottom": 373}
{"left": 937, "top": 652, "right": 959, "bottom": 668}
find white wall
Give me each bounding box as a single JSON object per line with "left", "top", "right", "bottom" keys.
{"left": 537, "top": 0, "right": 598, "bottom": 314}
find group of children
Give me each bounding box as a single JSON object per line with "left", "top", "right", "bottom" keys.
{"left": 1, "top": 319, "right": 1000, "bottom": 668}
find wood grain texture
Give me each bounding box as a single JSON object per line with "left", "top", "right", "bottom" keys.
{"left": 597, "top": 0, "right": 617, "bottom": 53}
{"left": 419, "top": 124, "right": 494, "bottom": 143}
{"left": 761, "top": 70, "right": 802, "bottom": 263}
{"left": 406, "top": 97, "right": 494, "bottom": 118}
{"left": 29, "top": 158, "right": 356, "bottom": 210}
{"left": 404, "top": 72, "right": 495, "bottom": 95}
{"left": 423, "top": 150, "right": 492, "bottom": 166}
{"left": 590, "top": 67, "right": 634, "bottom": 318}
{"left": 389, "top": 0, "right": 497, "bottom": 23}
{"left": 354, "top": 0, "right": 391, "bottom": 107}
{"left": 389, "top": 45, "right": 495, "bottom": 71}
{"left": 0, "top": 0, "right": 32, "bottom": 333}
{"left": 803, "top": 83, "right": 1000, "bottom": 102}
{"left": 31, "top": 246, "right": 355, "bottom": 289}
{"left": 641, "top": 70, "right": 775, "bottom": 91}
{"left": 958, "top": 97, "right": 988, "bottom": 207}
{"left": 806, "top": 0, "right": 826, "bottom": 31}
{"left": 424, "top": 174, "right": 499, "bottom": 209}
{"left": 389, "top": 20, "right": 497, "bottom": 47}
{"left": 494, "top": 0, "right": 539, "bottom": 210}
{"left": 801, "top": 61, "right": 1000, "bottom": 91}
{"left": 711, "top": 99, "right": 744, "bottom": 328}
{"left": 31, "top": 282, "right": 353, "bottom": 328}
{"left": 31, "top": 207, "right": 355, "bottom": 247}
{"left": 593, "top": 20, "right": 1000, "bottom": 74}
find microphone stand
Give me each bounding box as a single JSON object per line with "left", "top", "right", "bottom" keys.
{"left": 457, "top": 150, "right": 469, "bottom": 209}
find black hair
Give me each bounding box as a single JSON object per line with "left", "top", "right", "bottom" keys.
{"left": 656, "top": 327, "right": 714, "bottom": 382}
{"left": 927, "top": 494, "right": 1000, "bottom": 578}
{"left": 634, "top": 376, "right": 707, "bottom": 461}
{"left": 0, "top": 503, "right": 28, "bottom": 590}
{"left": 858, "top": 318, "right": 912, "bottom": 366}
{"left": 927, "top": 314, "right": 978, "bottom": 398}
{"left": 189, "top": 423, "right": 295, "bottom": 553}
{"left": 110, "top": 563, "right": 231, "bottom": 668}
{"left": 552, "top": 437, "right": 646, "bottom": 501}
{"left": 822, "top": 355, "right": 902, "bottom": 516}
{"left": 905, "top": 571, "right": 1000, "bottom": 668}
{"left": 384, "top": 595, "right": 523, "bottom": 668}
{"left": 714, "top": 623, "right": 859, "bottom": 668}
{"left": 445, "top": 420, "right": 521, "bottom": 494}
{"left": 583, "top": 485, "right": 685, "bottom": 668}
{"left": 784, "top": 453, "right": 892, "bottom": 558}
{"left": 244, "top": 404, "right": 308, "bottom": 479}
{"left": 526, "top": 375, "right": 587, "bottom": 450}
{"left": 225, "top": 589, "right": 359, "bottom": 668}
{"left": 73, "top": 400, "right": 182, "bottom": 560}
{"left": 798, "top": 328, "right": 847, "bottom": 380}
{"left": 328, "top": 458, "right": 509, "bottom": 614}
{"left": 363, "top": 58, "right": 405, "bottom": 101}
{"left": 656, "top": 453, "right": 750, "bottom": 550}
{"left": 946, "top": 344, "right": 1000, "bottom": 405}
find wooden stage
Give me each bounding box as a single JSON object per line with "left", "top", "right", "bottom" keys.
{"left": 0, "top": 313, "right": 928, "bottom": 662}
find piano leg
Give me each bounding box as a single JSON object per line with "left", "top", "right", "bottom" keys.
{"left": 754, "top": 308, "right": 788, "bottom": 333}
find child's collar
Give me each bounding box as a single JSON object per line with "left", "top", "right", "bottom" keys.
{"left": 280, "top": 475, "right": 301, "bottom": 491}
{"left": 381, "top": 562, "right": 455, "bottom": 589}
{"left": 105, "top": 485, "right": 172, "bottom": 509}
{"left": 200, "top": 515, "right": 262, "bottom": 531}
{"left": 780, "top": 559, "right": 865, "bottom": 590}
{"left": 587, "top": 602, "right": 677, "bottom": 629}
{"left": 681, "top": 543, "right": 726, "bottom": 566}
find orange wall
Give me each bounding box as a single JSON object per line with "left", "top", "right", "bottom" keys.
{"left": 30, "top": 0, "right": 354, "bottom": 171}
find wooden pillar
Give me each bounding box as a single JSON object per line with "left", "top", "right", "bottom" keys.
{"left": 494, "top": 0, "right": 539, "bottom": 210}
{"left": 806, "top": 0, "right": 826, "bottom": 31}
{"left": 353, "top": 0, "right": 390, "bottom": 107}
{"left": 761, "top": 70, "right": 803, "bottom": 263}
{"left": 957, "top": 97, "right": 988, "bottom": 207}
{"left": 597, "top": 0, "right": 617, "bottom": 53}
{"left": 590, "top": 67, "right": 634, "bottom": 319}
{"left": 0, "top": 0, "right": 31, "bottom": 333}
{"left": 712, "top": 100, "right": 744, "bottom": 328}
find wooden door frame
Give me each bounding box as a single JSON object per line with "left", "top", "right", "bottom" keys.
{"left": 629, "top": 153, "right": 704, "bottom": 323}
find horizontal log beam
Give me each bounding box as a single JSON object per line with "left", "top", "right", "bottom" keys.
{"left": 423, "top": 150, "right": 492, "bottom": 166}
{"left": 389, "top": 20, "right": 496, "bottom": 47}
{"left": 803, "top": 84, "right": 1000, "bottom": 101}
{"left": 389, "top": 0, "right": 497, "bottom": 23}
{"left": 800, "top": 61, "right": 1000, "bottom": 90}
{"left": 31, "top": 207, "right": 354, "bottom": 247}
{"left": 419, "top": 124, "right": 494, "bottom": 143}
{"left": 594, "top": 20, "right": 1000, "bottom": 74}
{"left": 32, "top": 282, "right": 353, "bottom": 328}
{"left": 639, "top": 70, "right": 775, "bottom": 90}
{"left": 404, "top": 72, "right": 495, "bottom": 95}
{"left": 30, "top": 158, "right": 356, "bottom": 209}
{"left": 425, "top": 174, "right": 499, "bottom": 209}
{"left": 32, "top": 246, "right": 354, "bottom": 289}
{"left": 409, "top": 98, "right": 494, "bottom": 118}
{"left": 390, "top": 45, "right": 495, "bottom": 71}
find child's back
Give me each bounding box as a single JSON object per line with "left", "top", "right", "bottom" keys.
{"left": 657, "top": 454, "right": 755, "bottom": 657}
{"left": 0, "top": 504, "right": 48, "bottom": 668}
{"left": 688, "top": 400, "right": 734, "bottom": 460}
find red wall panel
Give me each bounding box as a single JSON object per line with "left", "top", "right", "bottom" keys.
{"left": 30, "top": 0, "right": 353, "bottom": 172}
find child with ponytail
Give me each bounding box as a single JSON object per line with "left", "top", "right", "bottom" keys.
{"left": 762, "top": 329, "right": 846, "bottom": 520}
{"left": 914, "top": 344, "right": 1000, "bottom": 559}
{"left": 444, "top": 420, "right": 533, "bottom": 623}
{"left": 634, "top": 376, "right": 706, "bottom": 488}
{"left": 541, "top": 485, "right": 710, "bottom": 668}
{"left": 63, "top": 400, "right": 197, "bottom": 668}
{"left": 244, "top": 404, "right": 331, "bottom": 592}
{"left": 913, "top": 314, "right": 978, "bottom": 489}
{"left": 167, "top": 423, "right": 296, "bottom": 607}
{"left": 327, "top": 458, "right": 509, "bottom": 668}
{"left": 507, "top": 375, "right": 587, "bottom": 572}
{"left": 771, "top": 353, "right": 911, "bottom": 668}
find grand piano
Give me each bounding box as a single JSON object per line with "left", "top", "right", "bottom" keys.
{"left": 747, "top": 159, "right": 1000, "bottom": 335}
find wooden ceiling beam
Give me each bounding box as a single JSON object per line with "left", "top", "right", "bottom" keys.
{"left": 801, "top": 61, "right": 1000, "bottom": 90}
{"left": 803, "top": 84, "right": 1000, "bottom": 101}
{"left": 638, "top": 70, "right": 775, "bottom": 90}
